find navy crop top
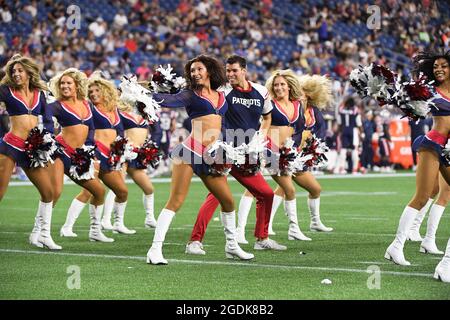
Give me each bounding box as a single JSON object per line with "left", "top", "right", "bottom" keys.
{"left": 431, "top": 88, "right": 450, "bottom": 117}
{"left": 92, "top": 105, "right": 124, "bottom": 136}
{"left": 292, "top": 105, "right": 327, "bottom": 147}
{"left": 270, "top": 99, "right": 301, "bottom": 127}
{"left": 0, "top": 85, "right": 54, "bottom": 132}
{"left": 153, "top": 89, "right": 227, "bottom": 120}
{"left": 48, "top": 100, "right": 95, "bottom": 145}
{"left": 119, "top": 111, "right": 149, "bottom": 130}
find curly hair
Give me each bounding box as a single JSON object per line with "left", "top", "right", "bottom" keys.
{"left": 1, "top": 54, "right": 47, "bottom": 91}
{"left": 265, "top": 69, "right": 303, "bottom": 101}
{"left": 49, "top": 68, "right": 88, "bottom": 100}
{"left": 87, "top": 71, "right": 120, "bottom": 112}
{"left": 413, "top": 50, "right": 450, "bottom": 84}
{"left": 184, "top": 55, "right": 227, "bottom": 90}
{"left": 297, "top": 74, "right": 332, "bottom": 110}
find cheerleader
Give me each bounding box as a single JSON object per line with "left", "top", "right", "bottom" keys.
{"left": 47, "top": 68, "right": 107, "bottom": 244}
{"left": 146, "top": 55, "right": 254, "bottom": 264}
{"left": 0, "top": 54, "right": 59, "bottom": 249}
{"left": 99, "top": 101, "right": 159, "bottom": 231}
{"left": 384, "top": 51, "right": 450, "bottom": 266}
{"left": 59, "top": 73, "right": 136, "bottom": 240}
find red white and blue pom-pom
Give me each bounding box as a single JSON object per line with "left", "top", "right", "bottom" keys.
{"left": 391, "top": 73, "right": 436, "bottom": 121}
{"left": 207, "top": 140, "right": 245, "bottom": 176}
{"left": 119, "top": 75, "right": 160, "bottom": 123}
{"left": 150, "top": 64, "right": 186, "bottom": 94}
{"left": 272, "top": 138, "right": 299, "bottom": 176}
{"left": 350, "top": 63, "right": 436, "bottom": 121}
{"left": 442, "top": 140, "right": 450, "bottom": 166}
{"left": 350, "top": 63, "right": 397, "bottom": 106}
{"left": 294, "top": 134, "right": 329, "bottom": 172}
{"left": 25, "top": 126, "right": 58, "bottom": 168}
{"left": 233, "top": 132, "right": 269, "bottom": 175}
{"left": 108, "top": 136, "right": 137, "bottom": 170}
{"left": 69, "top": 145, "right": 96, "bottom": 180}
{"left": 135, "top": 139, "right": 163, "bottom": 169}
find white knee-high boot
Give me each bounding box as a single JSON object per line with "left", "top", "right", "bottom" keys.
{"left": 37, "top": 201, "right": 62, "bottom": 250}
{"left": 434, "top": 238, "right": 450, "bottom": 282}
{"left": 144, "top": 193, "right": 156, "bottom": 228}
{"left": 268, "top": 194, "right": 283, "bottom": 235}
{"left": 113, "top": 201, "right": 136, "bottom": 234}
{"left": 420, "top": 204, "right": 445, "bottom": 254}
{"left": 29, "top": 206, "right": 43, "bottom": 248}
{"left": 89, "top": 204, "right": 114, "bottom": 242}
{"left": 385, "top": 206, "right": 418, "bottom": 266}
{"left": 101, "top": 190, "right": 116, "bottom": 230}
{"left": 60, "top": 198, "right": 86, "bottom": 237}
{"left": 236, "top": 195, "right": 253, "bottom": 244}
{"left": 308, "top": 197, "right": 333, "bottom": 232}
{"left": 221, "top": 211, "right": 254, "bottom": 260}
{"left": 147, "top": 208, "right": 175, "bottom": 265}
{"left": 407, "top": 198, "right": 433, "bottom": 242}
{"left": 284, "top": 199, "right": 311, "bottom": 241}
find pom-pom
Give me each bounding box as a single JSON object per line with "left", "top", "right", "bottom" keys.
{"left": 207, "top": 140, "right": 245, "bottom": 175}
{"left": 69, "top": 145, "right": 96, "bottom": 180}
{"left": 297, "top": 134, "right": 329, "bottom": 170}
{"left": 135, "top": 139, "right": 163, "bottom": 169}
{"left": 119, "top": 75, "right": 160, "bottom": 122}
{"left": 108, "top": 136, "right": 137, "bottom": 170}
{"left": 24, "top": 127, "right": 58, "bottom": 168}
{"left": 149, "top": 65, "right": 186, "bottom": 94}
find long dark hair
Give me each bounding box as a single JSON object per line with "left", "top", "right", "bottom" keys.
{"left": 184, "top": 55, "right": 227, "bottom": 90}
{"left": 413, "top": 50, "right": 450, "bottom": 84}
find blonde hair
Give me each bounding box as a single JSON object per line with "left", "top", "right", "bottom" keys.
{"left": 117, "top": 99, "right": 133, "bottom": 113}
{"left": 49, "top": 68, "right": 88, "bottom": 100}
{"left": 87, "top": 71, "right": 119, "bottom": 112}
{"left": 265, "top": 69, "right": 303, "bottom": 101}
{"left": 1, "top": 54, "right": 47, "bottom": 91}
{"left": 297, "top": 74, "right": 332, "bottom": 110}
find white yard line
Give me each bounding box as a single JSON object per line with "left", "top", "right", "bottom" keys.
{"left": 7, "top": 173, "right": 416, "bottom": 187}
{"left": 0, "top": 248, "right": 433, "bottom": 278}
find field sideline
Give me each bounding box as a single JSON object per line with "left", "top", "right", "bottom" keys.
{"left": 1, "top": 174, "right": 449, "bottom": 300}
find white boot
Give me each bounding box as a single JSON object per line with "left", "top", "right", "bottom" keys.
{"left": 221, "top": 211, "right": 254, "bottom": 260}
{"left": 268, "top": 194, "right": 283, "bottom": 235}
{"left": 89, "top": 204, "right": 114, "bottom": 242}
{"left": 434, "top": 238, "right": 450, "bottom": 282}
{"left": 308, "top": 197, "right": 333, "bottom": 232}
{"left": 284, "top": 199, "right": 311, "bottom": 241}
{"left": 60, "top": 198, "right": 86, "bottom": 237}
{"left": 407, "top": 198, "right": 433, "bottom": 241}
{"left": 113, "top": 201, "right": 136, "bottom": 234}
{"left": 144, "top": 193, "right": 157, "bottom": 228}
{"left": 420, "top": 204, "right": 445, "bottom": 255}
{"left": 29, "top": 208, "right": 43, "bottom": 248}
{"left": 37, "top": 201, "right": 62, "bottom": 250}
{"left": 385, "top": 206, "right": 417, "bottom": 266}
{"left": 101, "top": 190, "right": 115, "bottom": 230}
{"left": 146, "top": 208, "right": 175, "bottom": 265}
{"left": 236, "top": 195, "right": 253, "bottom": 244}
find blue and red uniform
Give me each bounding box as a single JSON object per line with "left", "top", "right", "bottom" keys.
{"left": 0, "top": 85, "right": 54, "bottom": 168}
{"left": 119, "top": 110, "right": 151, "bottom": 169}
{"left": 49, "top": 100, "right": 95, "bottom": 175}
{"left": 153, "top": 89, "right": 228, "bottom": 176}
{"left": 190, "top": 81, "right": 275, "bottom": 242}
{"left": 91, "top": 105, "right": 124, "bottom": 171}
{"left": 412, "top": 88, "right": 450, "bottom": 166}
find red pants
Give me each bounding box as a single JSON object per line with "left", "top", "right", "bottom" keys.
{"left": 190, "top": 166, "right": 274, "bottom": 241}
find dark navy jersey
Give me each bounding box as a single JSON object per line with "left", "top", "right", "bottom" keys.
{"left": 158, "top": 110, "right": 177, "bottom": 145}
{"left": 431, "top": 88, "right": 450, "bottom": 116}
{"left": 337, "top": 105, "right": 362, "bottom": 133}
{"left": 220, "top": 81, "right": 271, "bottom": 131}
{"left": 0, "top": 85, "right": 54, "bottom": 132}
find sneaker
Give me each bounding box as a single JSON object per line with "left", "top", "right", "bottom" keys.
{"left": 254, "top": 238, "right": 287, "bottom": 251}
{"left": 185, "top": 241, "right": 206, "bottom": 255}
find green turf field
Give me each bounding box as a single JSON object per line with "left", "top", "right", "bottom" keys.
{"left": 1, "top": 174, "right": 449, "bottom": 300}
